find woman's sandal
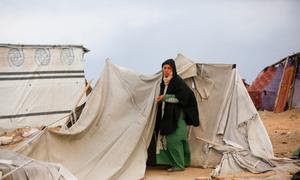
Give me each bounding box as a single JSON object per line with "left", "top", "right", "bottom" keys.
{"left": 167, "top": 167, "right": 185, "bottom": 172}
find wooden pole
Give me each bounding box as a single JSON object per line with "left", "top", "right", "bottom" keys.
{"left": 74, "top": 79, "right": 93, "bottom": 110}
{"left": 196, "top": 137, "right": 222, "bottom": 147}
{"left": 288, "top": 57, "right": 299, "bottom": 109}
{"left": 213, "top": 171, "right": 276, "bottom": 179}
{"left": 65, "top": 79, "right": 93, "bottom": 127}
{"left": 274, "top": 58, "right": 288, "bottom": 112}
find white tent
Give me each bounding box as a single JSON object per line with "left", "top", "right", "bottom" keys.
{"left": 11, "top": 54, "right": 292, "bottom": 179}
{"left": 0, "top": 44, "right": 89, "bottom": 129}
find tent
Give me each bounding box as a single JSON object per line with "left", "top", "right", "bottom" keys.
{"left": 248, "top": 52, "right": 300, "bottom": 112}
{"left": 0, "top": 44, "right": 89, "bottom": 129}
{"left": 6, "top": 54, "right": 289, "bottom": 179}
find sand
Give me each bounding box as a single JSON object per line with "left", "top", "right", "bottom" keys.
{"left": 260, "top": 108, "right": 300, "bottom": 158}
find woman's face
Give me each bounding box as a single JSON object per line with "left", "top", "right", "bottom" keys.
{"left": 163, "top": 64, "right": 172, "bottom": 77}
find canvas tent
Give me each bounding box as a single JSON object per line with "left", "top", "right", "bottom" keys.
{"left": 248, "top": 52, "right": 300, "bottom": 112}
{"left": 0, "top": 44, "right": 89, "bottom": 129}
{"left": 6, "top": 54, "right": 295, "bottom": 179}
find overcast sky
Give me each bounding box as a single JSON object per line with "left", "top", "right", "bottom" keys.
{"left": 1, "top": 0, "right": 299, "bottom": 83}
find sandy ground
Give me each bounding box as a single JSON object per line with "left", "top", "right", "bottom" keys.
{"left": 260, "top": 108, "right": 300, "bottom": 158}
{"left": 144, "top": 109, "right": 300, "bottom": 179}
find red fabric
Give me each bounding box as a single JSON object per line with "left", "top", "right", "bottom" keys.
{"left": 248, "top": 66, "right": 276, "bottom": 92}
{"left": 248, "top": 91, "right": 262, "bottom": 110}
{"left": 247, "top": 66, "right": 276, "bottom": 109}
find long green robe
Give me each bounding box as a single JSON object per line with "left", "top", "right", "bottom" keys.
{"left": 156, "top": 94, "right": 191, "bottom": 168}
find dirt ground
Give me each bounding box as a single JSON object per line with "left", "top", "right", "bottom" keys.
{"left": 260, "top": 108, "right": 300, "bottom": 158}
{"left": 145, "top": 109, "right": 300, "bottom": 179}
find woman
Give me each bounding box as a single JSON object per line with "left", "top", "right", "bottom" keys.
{"left": 155, "top": 59, "right": 199, "bottom": 172}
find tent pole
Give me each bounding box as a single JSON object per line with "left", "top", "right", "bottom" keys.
{"left": 210, "top": 171, "right": 277, "bottom": 180}
{"left": 65, "top": 79, "right": 93, "bottom": 127}
{"left": 196, "top": 137, "right": 222, "bottom": 147}
{"left": 74, "top": 79, "right": 93, "bottom": 109}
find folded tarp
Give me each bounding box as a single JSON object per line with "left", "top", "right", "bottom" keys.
{"left": 0, "top": 149, "right": 77, "bottom": 180}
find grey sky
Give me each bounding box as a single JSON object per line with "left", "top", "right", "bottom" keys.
{"left": 1, "top": 0, "right": 299, "bottom": 83}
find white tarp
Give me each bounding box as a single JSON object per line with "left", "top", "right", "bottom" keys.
{"left": 14, "top": 54, "right": 279, "bottom": 179}
{"left": 0, "top": 44, "right": 88, "bottom": 129}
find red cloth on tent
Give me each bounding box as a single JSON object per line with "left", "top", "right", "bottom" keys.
{"left": 248, "top": 67, "right": 276, "bottom": 109}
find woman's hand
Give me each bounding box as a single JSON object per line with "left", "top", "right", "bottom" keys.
{"left": 156, "top": 95, "right": 164, "bottom": 102}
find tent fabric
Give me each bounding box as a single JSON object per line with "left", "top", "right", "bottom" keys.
{"left": 261, "top": 64, "right": 284, "bottom": 111}
{"left": 0, "top": 149, "right": 77, "bottom": 180}
{"left": 248, "top": 53, "right": 300, "bottom": 112}
{"left": 211, "top": 144, "right": 274, "bottom": 176}
{"left": 248, "top": 66, "right": 277, "bottom": 92}
{"left": 248, "top": 66, "right": 277, "bottom": 109}
{"left": 13, "top": 54, "right": 276, "bottom": 179}
{"left": 0, "top": 44, "right": 88, "bottom": 129}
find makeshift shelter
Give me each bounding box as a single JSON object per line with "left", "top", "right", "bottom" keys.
{"left": 248, "top": 52, "right": 300, "bottom": 112}
{"left": 5, "top": 54, "right": 294, "bottom": 179}
{"left": 0, "top": 44, "right": 89, "bottom": 129}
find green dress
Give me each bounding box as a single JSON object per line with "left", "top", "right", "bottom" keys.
{"left": 156, "top": 94, "right": 191, "bottom": 169}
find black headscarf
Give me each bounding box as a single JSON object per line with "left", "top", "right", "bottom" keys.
{"left": 156, "top": 59, "right": 199, "bottom": 135}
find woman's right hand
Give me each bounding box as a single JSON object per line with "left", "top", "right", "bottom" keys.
{"left": 156, "top": 95, "right": 164, "bottom": 102}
